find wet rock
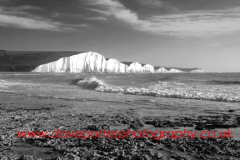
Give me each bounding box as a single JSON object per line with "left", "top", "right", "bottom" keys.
{"left": 87, "top": 124, "right": 98, "bottom": 130}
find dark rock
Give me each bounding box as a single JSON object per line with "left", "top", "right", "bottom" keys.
{"left": 195, "top": 125, "right": 204, "bottom": 130}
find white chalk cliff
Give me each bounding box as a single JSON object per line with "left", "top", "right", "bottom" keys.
{"left": 142, "top": 64, "right": 155, "bottom": 73}
{"left": 155, "top": 67, "right": 169, "bottom": 73}
{"left": 70, "top": 52, "right": 106, "bottom": 73}
{"left": 127, "top": 62, "right": 144, "bottom": 73}
{"left": 33, "top": 52, "right": 202, "bottom": 73}
{"left": 168, "top": 69, "right": 183, "bottom": 73}
{"left": 33, "top": 57, "right": 70, "bottom": 72}
{"left": 191, "top": 69, "right": 204, "bottom": 72}
{"left": 105, "top": 59, "right": 128, "bottom": 73}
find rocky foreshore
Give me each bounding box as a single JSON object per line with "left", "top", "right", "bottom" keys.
{"left": 1, "top": 105, "right": 240, "bottom": 160}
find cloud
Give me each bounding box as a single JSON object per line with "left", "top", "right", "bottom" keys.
{"left": 137, "top": 0, "right": 163, "bottom": 7}
{"left": 86, "top": 0, "right": 139, "bottom": 24}
{"left": 0, "top": 6, "right": 87, "bottom": 31}
{"left": 86, "top": 0, "right": 240, "bottom": 36}
{"left": 0, "top": 14, "right": 64, "bottom": 31}
{"left": 146, "top": 9, "right": 240, "bottom": 36}
{"left": 12, "top": 5, "right": 43, "bottom": 11}
{"left": 85, "top": 16, "right": 108, "bottom": 21}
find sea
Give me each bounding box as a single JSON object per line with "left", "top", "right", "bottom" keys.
{"left": 1, "top": 72, "right": 240, "bottom": 103}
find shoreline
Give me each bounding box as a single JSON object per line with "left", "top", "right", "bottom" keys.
{"left": 1, "top": 73, "right": 240, "bottom": 159}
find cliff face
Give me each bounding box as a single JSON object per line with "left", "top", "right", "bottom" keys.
{"left": 32, "top": 52, "right": 202, "bottom": 73}
{"left": 32, "top": 53, "right": 159, "bottom": 73}
{"left": 0, "top": 51, "right": 202, "bottom": 73}
{"left": 155, "top": 67, "right": 168, "bottom": 73}
{"left": 191, "top": 69, "right": 204, "bottom": 73}
{"left": 69, "top": 52, "right": 106, "bottom": 73}
{"left": 169, "top": 69, "right": 183, "bottom": 73}
{"left": 105, "top": 59, "right": 128, "bottom": 73}
{"left": 143, "top": 64, "right": 155, "bottom": 73}
{"left": 33, "top": 57, "right": 70, "bottom": 72}
{"left": 32, "top": 52, "right": 107, "bottom": 73}
{"left": 127, "top": 62, "right": 143, "bottom": 73}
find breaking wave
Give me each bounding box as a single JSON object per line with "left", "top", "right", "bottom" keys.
{"left": 76, "top": 77, "right": 106, "bottom": 90}
{"left": 78, "top": 77, "right": 240, "bottom": 103}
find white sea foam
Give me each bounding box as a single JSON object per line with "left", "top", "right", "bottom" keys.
{"left": 0, "top": 79, "right": 7, "bottom": 82}
{"left": 78, "top": 77, "right": 240, "bottom": 102}
{"left": 77, "top": 77, "right": 106, "bottom": 89}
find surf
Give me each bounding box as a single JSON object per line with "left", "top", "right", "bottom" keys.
{"left": 77, "top": 76, "right": 240, "bottom": 103}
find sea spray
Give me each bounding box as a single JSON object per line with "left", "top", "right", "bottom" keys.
{"left": 77, "top": 77, "right": 125, "bottom": 92}
{"left": 77, "top": 77, "right": 106, "bottom": 89}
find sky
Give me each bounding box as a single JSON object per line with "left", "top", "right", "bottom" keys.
{"left": 0, "top": 0, "right": 240, "bottom": 72}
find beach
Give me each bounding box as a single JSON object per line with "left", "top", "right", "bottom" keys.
{"left": 0, "top": 73, "right": 240, "bottom": 159}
